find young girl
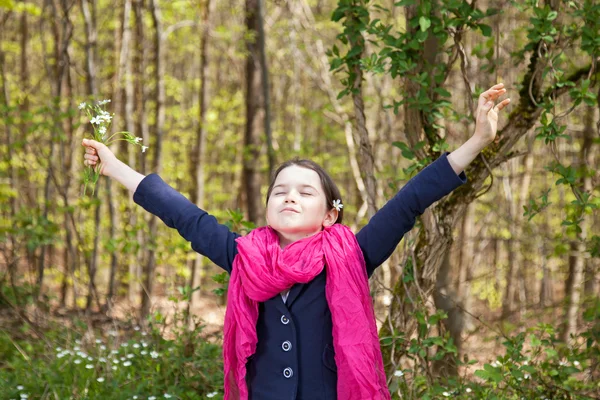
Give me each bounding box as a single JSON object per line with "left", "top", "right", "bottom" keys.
{"left": 83, "top": 84, "right": 509, "bottom": 400}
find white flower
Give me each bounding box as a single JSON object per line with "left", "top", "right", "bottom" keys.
{"left": 97, "top": 377, "right": 105, "bottom": 383}
{"left": 164, "top": 395, "right": 172, "bottom": 399}
{"left": 17, "top": 386, "right": 24, "bottom": 391}
{"left": 74, "top": 346, "right": 81, "bottom": 351}
{"left": 141, "top": 350, "right": 148, "bottom": 355}
{"left": 95, "top": 339, "right": 102, "bottom": 344}
{"left": 57, "top": 352, "right": 66, "bottom": 359}
{"left": 134, "top": 325, "right": 141, "bottom": 330}
{"left": 127, "top": 353, "right": 134, "bottom": 359}
{"left": 112, "top": 365, "right": 118, "bottom": 370}
{"left": 150, "top": 351, "right": 159, "bottom": 359}
{"left": 133, "top": 343, "right": 140, "bottom": 349}
{"left": 19, "top": 394, "right": 28, "bottom": 399}
{"left": 113, "top": 359, "right": 120, "bottom": 364}
{"left": 141, "top": 146, "right": 148, "bottom": 153}
{"left": 85, "top": 364, "right": 93, "bottom": 369}
{"left": 100, "top": 345, "right": 106, "bottom": 351}
{"left": 79, "top": 102, "right": 87, "bottom": 110}
{"left": 466, "top": 388, "right": 472, "bottom": 393}
{"left": 99, "top": 126, "right": 107, "bottom": 136}
{"left": 206, "top": 393, "right": 218, "bottom": 399}
{"left": 108, "top": 330, "right": 118, "bottom": 337}
{"left": 133, "top": 397, "right": 138, "bottom": 399}
{"left": 332, "top": 199, "right": 343, "bottom": 211}
{"left": 87, "top": 356, "right": 93, "bottom": 361}
{"left": 141, "top": 331, "right": 148, "bottom": 336}
{"left": 142, "top": 341, "right": 149, "bottom": 348}
{"left": 573, "top": 360, "right": 580, "bottom": 367}
{"left": 134, "top": 137, "right": 142, "bottom": 143}
{"left": 98, "top": 99, "right": 111, "bottom": 105}
{"left": 524, "top": 374, "right": 530, "bottom": 380}
{"left": 111, "top": 350, "right": 119, "bottom": 354}
{"left": 393, "top": 370, "right": 404, "bottom": 377}
{"left": 55, "top": 347, "right": 62, "bottom": 352}
{"left": 123, "top": 361, "right": 132, "bottom": 367}
{"left": 442, "top": 392, "right": 450, "bottom": 397}
{"left": 74, "top": 359, "right": 82, "bottom": 364}
{"left": 90, "top": 116, "right": 101, "bottom": 125}
{"left": 99, "top": 357, "right": 107, "bottom": 363}
{"left": 121, "top": 343, "right": 129, "bottom": 348}
{"left": 148, "top": 397, "right": 156, "bottom": 400}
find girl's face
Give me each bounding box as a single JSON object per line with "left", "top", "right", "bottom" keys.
{"left": 266, "top": 165, "right": 338, "bottom": 247}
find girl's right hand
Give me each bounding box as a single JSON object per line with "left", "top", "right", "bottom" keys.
{"left": 82, "top": 139, "right": 117, "bottom": 177}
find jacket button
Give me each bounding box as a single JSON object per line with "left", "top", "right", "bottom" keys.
{"left": 280, "top": 315, "right": 290, "bottom": 325}
{"left": 283, "top": 367, "right": 293, "bottom": 378}
{"left": 282, "top": 341, "right": 292, "bottom": 352}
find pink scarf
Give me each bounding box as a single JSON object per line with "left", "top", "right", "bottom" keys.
{"left": 223, "top": 224, "right": 390, "bottom": 400}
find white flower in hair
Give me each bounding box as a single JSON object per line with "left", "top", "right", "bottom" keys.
{"left": 332, "top": 199, "right": 343, "bottom": 211}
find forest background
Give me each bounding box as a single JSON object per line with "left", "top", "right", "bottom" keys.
{"left": 0, "top": 0, "right": 599, "bottom": 399}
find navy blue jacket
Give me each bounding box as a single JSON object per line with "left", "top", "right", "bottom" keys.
{"left": 133, "top": 153, "right": 467, "bottom": 399}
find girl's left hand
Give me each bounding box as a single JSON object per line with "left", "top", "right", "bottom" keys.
{"left": 474, "top": 83, "right": 511, "bottom": 145}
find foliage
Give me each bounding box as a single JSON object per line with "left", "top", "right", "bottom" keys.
{"left": 383, "top": 298, "right": 600, "bottom": 399}
{"left": 0, "top": 290, "right": 224, "bottom": 399}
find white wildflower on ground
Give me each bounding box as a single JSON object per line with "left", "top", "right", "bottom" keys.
{"left": 97, "top": 377, "right": 105, "bottom": 383}
{"left": 123, "top": 361, "right": 132, "bottom": 367}
{"left": 466, "top": 388, "right": 472, "bottom": 393}
{"left": 141, "top": 350, "right": 148, "bottom": 355}
{"left": 74, "top": 359, "right": 82, "bottom": 364}
{"left": 164, "top": 395, "right": 172, "bottom": 399}
{"left": 95, "top": 339, "right": 102, "bottom": 344}
{"left": 150, "top": 351, "right": 159, "bottom": 359}
{"left": 393, "top": 370, "right": 404, "bottom": 377}
{"left": 148, "top": 396, "right": 156, "bottom": 400}
{"left": 20, "top": 394, "right": 28, "bottom": 399}
{"left": 127, "top": 353, "right": 134, "bottom": 359}
{"left": 206, "top": 392, "right": 218, "bottom": 398}
{"left": 121, "top": 343, "right": 129, "bottom": 348}
{"left": 112, "top": 366, "right": 118, "bottom": 371}
{"left": 133, "top": 343, "right": 140, "bottom": 349}
{"left": 16, "top": 386, "right": 24, "bottom": 390}
{"left": 85, "top": 364, "right": 93, "bottom": 369}
{"left": 442, "top": 391, "right": 450, "bottom": 397}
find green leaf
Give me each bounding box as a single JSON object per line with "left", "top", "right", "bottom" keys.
{"left": 479, "top": 24, "right": 492, "bottom": 37}
{"left": 419, "top": 16, "right": 431, "bottom": 32}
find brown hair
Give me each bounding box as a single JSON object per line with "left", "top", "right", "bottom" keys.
{"left": 265, "top": 158, "right": 344, "bottom": 224}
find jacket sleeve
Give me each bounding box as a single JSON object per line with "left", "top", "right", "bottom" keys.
{"left": 133, "top": 174, "right": 239, "bottom": 274}
{"left": 356, "top": 152, "right": 467, "bottom": 278}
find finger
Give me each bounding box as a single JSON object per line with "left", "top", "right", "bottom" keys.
{"left": 495, "top": 98, "right": 511, "bottom": 112}
{"left": 480, "top": 88, "right": 506, "bottom": 101}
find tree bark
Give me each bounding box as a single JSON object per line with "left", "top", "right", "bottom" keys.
{"left": 187, "top": 0, "right": 214, "bottom": 321}
{"left": 243, "top": 0, "right": 266, "bottom": 224}
{"left": 561, "top": 104, "right": 594, "bottom": 342}
{"left": 141, "top": 0, "right": 165, "bottom": 321}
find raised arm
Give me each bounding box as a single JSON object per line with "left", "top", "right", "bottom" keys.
{"left": 356, "top": 153, "right": 466, "bottom": 277}
{"left": 356, "top": 82, "right": 510, "bottom": 277}
{"left": 82, "top": 139, "right": 239, "bottom": 273}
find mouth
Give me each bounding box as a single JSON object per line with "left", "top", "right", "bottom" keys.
{"left": 281, "top": 207, "right": 300, "bottom": 213}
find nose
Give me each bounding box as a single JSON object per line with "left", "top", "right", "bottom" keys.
{"left": 284, "top": 190, "right": 297, "bottom": 203}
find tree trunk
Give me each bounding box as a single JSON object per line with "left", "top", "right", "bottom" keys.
{"left": 243, "top": 0, "right": 266, "bottom": 224}
{"left": 141, "top": 0, "right": 165, "bottom": 321}
{"left": 561, "top": 104, "right": 594, "bottom": 342}
{"left": 107, "top": 0, "right": 132, "bottom": 309}
{"left": 187, "top": 0, "right": 214, "bottom": 322}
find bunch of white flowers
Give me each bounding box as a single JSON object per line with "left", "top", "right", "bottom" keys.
{"left": 79, "top": 99, "right": 148, "bottom": 195}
